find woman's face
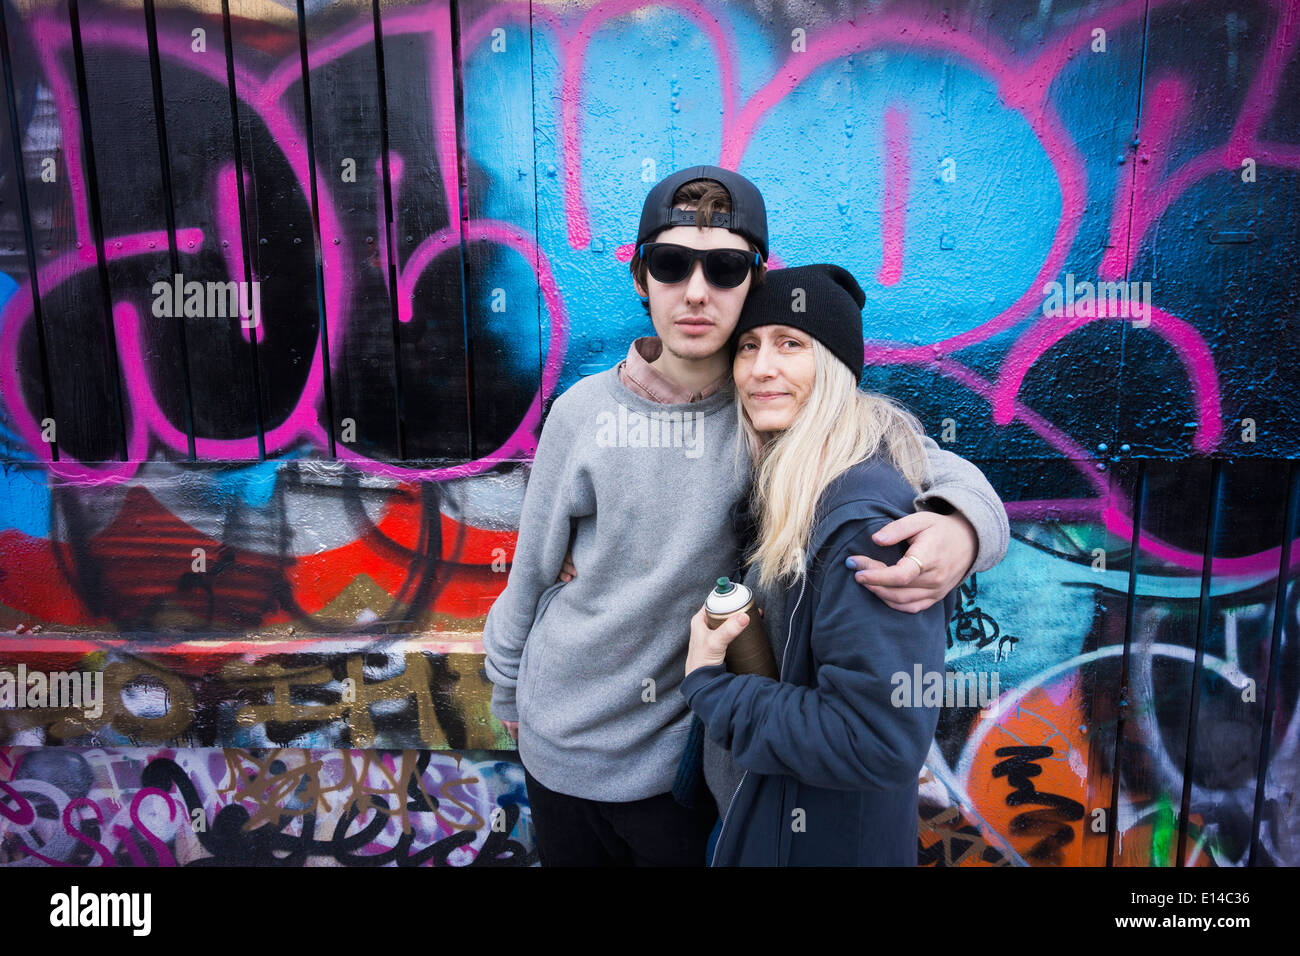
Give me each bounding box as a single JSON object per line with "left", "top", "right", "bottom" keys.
{"left": 733, "top": 324, "right": 817, "bottom": 435}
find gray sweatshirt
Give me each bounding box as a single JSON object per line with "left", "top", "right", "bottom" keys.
{"left": 482, "top": 365, "right": 1008, "bottom": 802}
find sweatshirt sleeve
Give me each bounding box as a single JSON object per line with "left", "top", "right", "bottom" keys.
{"left": 679, "top": 516, "right": 947, "bottom": 791}
{"left": 481, "top": 400, "right": 593, "bottom": 723}
{"left": 915, "top": 433, "right": 1009, "bottom": 574}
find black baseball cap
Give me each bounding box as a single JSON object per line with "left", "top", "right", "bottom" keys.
{"left": 637, "top": 165, "right": 768, "bottom": 261}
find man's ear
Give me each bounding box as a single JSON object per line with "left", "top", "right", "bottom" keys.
{"left": 632, "top": 271, "right": 648, "bottom": 299}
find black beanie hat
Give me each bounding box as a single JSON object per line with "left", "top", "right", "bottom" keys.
{"left": 732, "top": 264, "right": 866, "bottom": 379}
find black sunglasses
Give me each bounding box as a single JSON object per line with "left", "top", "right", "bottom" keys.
{"left": 638, "top": 242, "right": 760, "bottom": 289}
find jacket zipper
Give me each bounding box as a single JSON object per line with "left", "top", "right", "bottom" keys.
{"left": 778, "top": 574, "right": 807, "bottom": 681}
{"left": 711, "top": 572, "right": 807, "bottom": 866}
{"left": 774, "top": 573, "right": 806, "bottom": 863}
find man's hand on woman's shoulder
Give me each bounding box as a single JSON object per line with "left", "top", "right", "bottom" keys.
{"left": 846, "top": 510, "right": 977, "bottom": 613}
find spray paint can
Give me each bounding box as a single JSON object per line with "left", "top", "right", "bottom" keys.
{"left": 705, "top": 577, "right": 777, "bottom": 678}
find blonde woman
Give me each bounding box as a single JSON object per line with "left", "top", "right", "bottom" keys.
{"left": 680, "top": 263, "right": 967, "bottom": 866}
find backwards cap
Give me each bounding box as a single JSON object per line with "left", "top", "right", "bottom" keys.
{"left": 636, "top": 164, "right": 768, "bottom": 261}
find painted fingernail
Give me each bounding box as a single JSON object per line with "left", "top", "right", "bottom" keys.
{"left": 844, "top": 557, "right": 858, "bottom": 570}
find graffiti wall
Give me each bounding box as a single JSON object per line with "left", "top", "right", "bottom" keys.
{"left": 0, "top": 0, "right": 1296, "bottom": 866}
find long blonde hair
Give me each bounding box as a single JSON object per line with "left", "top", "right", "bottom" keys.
{"left": 738, "top": 339, "right": 928, "bottom": 591}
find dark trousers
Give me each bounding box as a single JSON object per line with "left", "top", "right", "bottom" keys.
{"left": 523, "top": 766, "right": 717, "bottom": 866}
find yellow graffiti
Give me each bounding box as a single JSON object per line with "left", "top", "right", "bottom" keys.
{"left": 224, "top": 653, "right": 443, "bottom": 746}
{"left": 217, "top": 749, "right": 482, "bottom": 834}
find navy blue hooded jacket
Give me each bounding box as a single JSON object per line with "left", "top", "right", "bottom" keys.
{"left": 679, "top": 454, "right": 955, "bottom": 866}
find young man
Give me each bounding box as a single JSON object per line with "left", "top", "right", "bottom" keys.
{"left": 482, "top": 165, "right": 1009, "bottom": 866}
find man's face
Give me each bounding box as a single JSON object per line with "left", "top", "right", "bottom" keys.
{"left": 632, "top": 221, "right": 756, "bottom": 364}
